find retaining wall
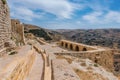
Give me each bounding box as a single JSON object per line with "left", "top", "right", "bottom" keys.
{"left": 55, "top": 49, "right": 114, "bottom": 72}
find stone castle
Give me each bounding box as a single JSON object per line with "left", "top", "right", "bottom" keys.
{"left": 0, "top": 0, "right": 25, "bottom": 56}
{"left": 0, "top": 0, "right": 120, "bottom": 80}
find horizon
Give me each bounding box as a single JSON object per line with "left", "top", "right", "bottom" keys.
{"left": 8, "top": 0, "right": 120, "bottom": 29}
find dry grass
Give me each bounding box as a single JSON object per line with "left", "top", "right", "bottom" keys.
{"left": 74, "top": 69, "right": 109, "bottom": 80}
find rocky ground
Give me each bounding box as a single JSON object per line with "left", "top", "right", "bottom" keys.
{"left": 33, "top": 40, "right": 119, "bottom": 80}
{"left": 57, "top": 55, "right": 119, "bottom": 80}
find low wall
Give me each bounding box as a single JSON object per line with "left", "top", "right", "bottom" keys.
{"left": 33, "top": 45, "right": 52, "bottom": 80}
{"left": 114, "top": 54, "right": 120, "bottom": 73}
{"left": 0, "top": 46, "right": 36, "bottom": 80}
{"left": 55, "top": 49, "right": 114, "bottom": 72}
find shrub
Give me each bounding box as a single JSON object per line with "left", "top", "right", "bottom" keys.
{"left": 29, "top": 29, "right": 52, "bottom": 40}
{"left": 9, "top": 51, "right": 17, "bottom": 55}
{"left": 94, "top": 64, "right": 98, "bottom": 67}
{"left": 2, "top": 0, "right": 6, "bottom": 4}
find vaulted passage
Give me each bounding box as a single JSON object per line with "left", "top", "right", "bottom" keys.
{"left": 75, "top": 46, "right": 79, "bottom": 51}
{"left": 61, "top": 42, "right": 64, "bottom": 46}
{"left": 65, "top": 43, "right": 68, "bottom": 48}
{"left": 70, "top": 44, "right": 73, "bottom": 50}
{"left": 59, "top": 40, "right": 97, "bottom": 52}
{"left": 82, "top": 48, "right": 87, "bottom": 51}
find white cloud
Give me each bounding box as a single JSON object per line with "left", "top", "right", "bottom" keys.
{"left": 83, "top": 12, "right": 103, "bottom": 23}
{"left": 82, "top": 11, "right": 120, "bottom": 24}
{"left": 105, "top": 11, "right": 120, "bottom": 23}
{"left": 12, "top": 7, "right": 41, "bottom": 21}
{"left": 8, "top": 0, "right": 80, "bottom": 20}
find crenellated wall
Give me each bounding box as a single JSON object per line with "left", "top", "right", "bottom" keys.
{"left": 0, "top": 0, "right": 11, "bottom": 50}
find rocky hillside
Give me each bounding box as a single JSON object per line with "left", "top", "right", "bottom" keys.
{"left": 55, "top": 29, "right": 120, "bottom": 49}
{"left": 24, "top": 24, "right": 64, "bottom": 41}
{"left": 24, "top": 24, "right": 120, "bottom": 49}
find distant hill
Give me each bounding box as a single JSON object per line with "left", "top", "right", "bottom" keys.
{"left": 55, "top": 29, "right": 120, "bottom": 49}
{"left": 23, "top": 24, "right": 64, "bottom": 41}
{"left": 23, "top": 24, "right": 120, "bottom": 49}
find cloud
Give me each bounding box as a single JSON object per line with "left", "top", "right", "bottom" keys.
{"left": 105, "top": 11, "right": 120, "bottom": 23}
{"left": 11, "top": 7, "right": 41, "bottom": 21}
{"left": 8, "top": 0, "right": 80, "bottom": 20}
{"left": 83, "top": 12, "right": 103, "bottom": 23}
{"left": 7, "top": 0, "right": 120, "bottom": 29}
{"left": 82, "top": 11, "right": 120, "bottom": 24}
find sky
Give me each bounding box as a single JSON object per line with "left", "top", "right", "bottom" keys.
{"left": 7, "top": 0, "right": 120, "bottom": 29}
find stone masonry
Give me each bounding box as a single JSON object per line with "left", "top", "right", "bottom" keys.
{"left": 56, "top": 40, "right": 114, "bottom": 72}
{"left": 11, "top": 19, "right": 25, "bottom": 46}
{"left": 0, "top": 0, "right": 11, "bottom": 50}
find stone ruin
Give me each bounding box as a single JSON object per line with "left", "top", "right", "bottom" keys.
{"left": 0, "top": 0, "right": 11, "bottom": 56}
{"left": 0, "top": 0, "right": 25, "bottom": 56}
{"left": 11, "top": 19, "right": 25, "bottom": 46}
{"left": 0, "top": 0, "right": 120, "bottom": 79}
{"left": 56, "top": 40, "right": 114, "bottom": 72}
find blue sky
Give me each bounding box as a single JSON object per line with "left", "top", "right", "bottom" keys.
{"left": 7, "top": 0, "right": 120, "bottom": 29}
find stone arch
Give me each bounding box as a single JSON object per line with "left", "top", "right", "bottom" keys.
{"left": 75, "top": 46, "right": 79, "bottom": 51}
{"left": 61, "top": 42, "right": 64, "bottom": 46}
{"left": 82, "top": 47, "right": 87, "bottom": 51}
{"left": 70, "top": 44, "right": 73, "bottom": 50}
{"left": 65, "top": 43, "right": 68, "bottom": 48}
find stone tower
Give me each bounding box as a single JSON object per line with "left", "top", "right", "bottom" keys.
{"left": 0, "top": 0, "right": 11, "bottom": 50}
{"left": 11, "top": 19, "right": 25, "bottom": 46}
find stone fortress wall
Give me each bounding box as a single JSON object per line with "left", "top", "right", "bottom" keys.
{"left": 55, "top": 40, "right": 114, "bottom": 72}
{"left": 0, "top": 0, "right": 11, "bottom": 50}
{"left": 11, "top": 19, "right": 25, "bottom": 46}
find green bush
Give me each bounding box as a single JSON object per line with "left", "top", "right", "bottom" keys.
{"left": 9, "top": 51, "right": 17, "bottom": 55}
{"left": 2, "top": 0, "right": 6, "bottom": 4}
{"left": 29, "top": 29, "right": 52, "bottom": 40}
{"left": 94, "top": 64, "right": 98, "bottom": 67}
